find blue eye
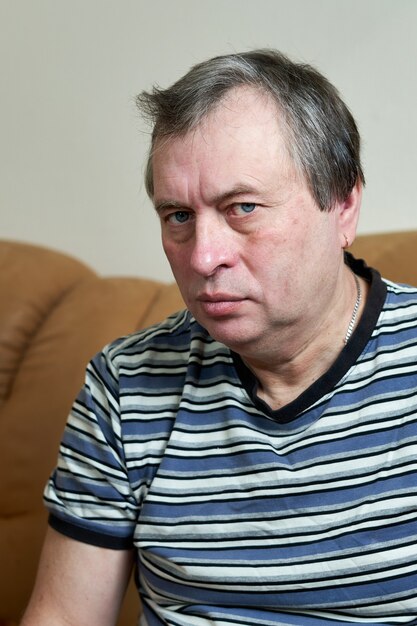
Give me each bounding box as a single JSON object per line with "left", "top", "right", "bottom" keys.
{"left": 168, "top": 211, "right": 190, "bottom": 224}
{"left": 238, "top": 203, "right": 256, "bottom": 214}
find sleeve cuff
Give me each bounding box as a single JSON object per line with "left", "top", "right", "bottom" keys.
{"left": 48, "top": 513, "right": 134, "bottom": 550}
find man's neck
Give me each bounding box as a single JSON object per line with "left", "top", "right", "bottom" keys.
{"left": 240, "top": 273, "right": 368, "bottom": 411}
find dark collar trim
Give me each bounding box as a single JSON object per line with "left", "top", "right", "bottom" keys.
{"left": 232, "top": 255, "right": 387, "bottom": 423}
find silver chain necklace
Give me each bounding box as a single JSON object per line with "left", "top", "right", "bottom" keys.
{"left": 344, "top": 273, "right": 361, "bottom": 345}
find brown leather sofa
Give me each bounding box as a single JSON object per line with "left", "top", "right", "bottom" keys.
{"left": 1, "top": 232, "right": 417, "bottom": 626}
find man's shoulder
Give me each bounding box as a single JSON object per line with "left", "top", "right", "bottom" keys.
{"left": 377, "top": 278, "right": 417, "bottom": 341}
{"left": 105, "top": 309, "right": 195, "bottom": 357}
{"left": 99, "top": 309, "right": 227, "bottom": 369}
{"left": 383, "top": 277, "right": 417, "bottom": 306}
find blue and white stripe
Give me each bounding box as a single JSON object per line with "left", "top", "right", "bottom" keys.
{"left": 45, "top": 268, "right": 417, "bottom": 625}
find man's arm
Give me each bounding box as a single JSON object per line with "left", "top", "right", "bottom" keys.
{"left": 20, "top": 527, "right": 135, "bottom": 626}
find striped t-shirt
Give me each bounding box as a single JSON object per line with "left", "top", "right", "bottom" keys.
{"left": 45, "top": 259, "right": 417, "bottom": 625}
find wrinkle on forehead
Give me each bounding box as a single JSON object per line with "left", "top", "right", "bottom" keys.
{"left": 151, "top": 85, "right": 306, "bottom": 208}
{"left": 148, "top": 85, "right": 305, "bottom": 199}
{"left": 153, "top": 86, "right": 290, "bottom": 160}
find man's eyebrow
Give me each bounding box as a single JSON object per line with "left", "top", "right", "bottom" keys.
{"left": 155, "top": 185, "right": 258, "bottom": 213}
{"left": 209, "top": 185, "right": 258, "bottom": 206}
{"left": 154, "top": 200, "right": 185, "bottom": 214}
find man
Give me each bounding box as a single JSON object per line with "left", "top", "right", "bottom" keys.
{"left": 21, "top": 50, "right": 417, "bottom": 625}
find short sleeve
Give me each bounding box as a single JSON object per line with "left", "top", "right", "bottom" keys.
{"left": 44, "top": 350, "right": 138, "bottom": 549}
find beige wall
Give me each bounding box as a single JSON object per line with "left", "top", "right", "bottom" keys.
{"left": 1, "top": 0, "right": 416, "bottom": 281}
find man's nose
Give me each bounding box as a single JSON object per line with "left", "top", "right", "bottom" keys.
{"left": 189, "top": 216, "right": 236, "bottom": 277}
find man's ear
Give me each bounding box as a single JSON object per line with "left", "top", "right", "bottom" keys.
{"left": 337, "top": 179, "right": 363, "bottom": 249}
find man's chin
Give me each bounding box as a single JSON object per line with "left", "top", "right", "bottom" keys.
{"left": 195, "top": 316, "right": 259, "bottom": 350}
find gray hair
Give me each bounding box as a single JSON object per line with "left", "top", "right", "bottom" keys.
{"left": 137, "top": 49, "right": 364, "bottom": 211}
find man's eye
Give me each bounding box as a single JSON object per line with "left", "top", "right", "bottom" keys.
{"left": 235, "top": 202, "right": 256, "bottom": 214}
{"left": 167, "top": 211, "right": 190, "bottom": 224}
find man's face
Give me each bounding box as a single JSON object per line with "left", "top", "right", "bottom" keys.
{"left": 152, "top": 88, "right": 349, "bottom": 361}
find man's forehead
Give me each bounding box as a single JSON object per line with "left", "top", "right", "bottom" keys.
{"left": 150, "top": 86, "right": 299, "bottom": 205}
{"left": 154, "top": 86, "right": 284, "bottom": 149}
{"left": 212, "top": 90, "right": 285, "bottom": 147}
{"left": 163, "top": 100, "right": 287, "bottom": 166}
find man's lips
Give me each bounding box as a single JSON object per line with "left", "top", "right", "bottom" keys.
{"left": 195, "top": 293, "right": 246, "bottom": 316}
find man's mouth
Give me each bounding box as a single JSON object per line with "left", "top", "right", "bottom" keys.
{"left": 196, "top": 293, "right": 246, "bottom": 317}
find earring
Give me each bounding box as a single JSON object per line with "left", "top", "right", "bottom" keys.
{"left": 343, "top": 234, "right": 349, "bottom": 249}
